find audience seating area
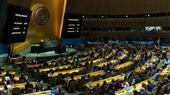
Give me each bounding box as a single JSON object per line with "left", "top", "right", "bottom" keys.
{"left": 0, "top": 44, "right": 169, "bottom": 95}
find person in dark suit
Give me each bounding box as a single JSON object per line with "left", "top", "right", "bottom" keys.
{"left": 25, "top": 81, "right": 33, "bottom": 90}
{"left": 19, "top": 74, "right": 27, "bottom": 82}
{"left": 5, "top": 71, "right": 14, "bottom": 82}
{"left": 147, "top": 80, "right": 155, "bottom": 92}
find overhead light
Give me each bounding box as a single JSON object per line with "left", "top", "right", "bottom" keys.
{"left": 148, "top": 14, "right": 150, "bottom": 17}
{"left": 102, "top": 16, "right": 104, "bottom": 18}
{"left": 82, "top": 16, "right": 84, "bottom": 18}
{"left": 125, "top": 15, "right": 128, "bottom": 18}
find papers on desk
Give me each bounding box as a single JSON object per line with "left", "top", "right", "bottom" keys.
{"left": 7, "top": 85, "right": 11, "bottom": 89}
{"left": 5, "top": 76, "right": 10, "bottom": 81}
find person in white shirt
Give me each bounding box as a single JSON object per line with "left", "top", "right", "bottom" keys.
{"left": 122, "top": 80, "right": 129, "bottom": 88}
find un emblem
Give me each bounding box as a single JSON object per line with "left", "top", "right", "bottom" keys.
{"left": 32, "top": 5, "right": 50, "bottom": 26}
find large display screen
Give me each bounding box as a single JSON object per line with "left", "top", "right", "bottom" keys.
{"left": 62, "top": 14, "right": 82, "bottom": 38}
{"left": 3, "top": 5, "right": 31, "bottom": 43}
{"left": 145, "top": 26, "right": 161, "bottom": 32}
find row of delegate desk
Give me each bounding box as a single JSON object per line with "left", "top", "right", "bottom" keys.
{"left": 115, "top": 63, "right": 169, "bottom": 95}
{"left": 1, "top": 68, "right": 161, "bottom": 95}
{"left": 47, "top": 48, "right": 129, "bottom": 78}
{"left": 0, "top": 50, "right": 95, "bottom": 94}
{"left": 84, "top": 53, "right": 161, "bottom": 95}
{"left": 0, "top": 82, "right": 36, "bottom": 90}
{"left": 20, "top": 48, "right": 169, "bottom": 95}
{"left": 31, "top": 49, "right": 135, "bottom": 94}
{"left": 8, "top": 47, "right": 129, "bottom": 94}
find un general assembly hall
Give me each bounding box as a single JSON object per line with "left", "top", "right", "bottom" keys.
{"left": 0, "top": 0, "right": 169, "bottom": 95}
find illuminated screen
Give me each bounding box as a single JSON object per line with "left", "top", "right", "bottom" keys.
{"left": 145, "top": 26, "right": 161, "bottom": 31}
{"left": 3, "top": 5, "right": 31, "bottom": 43}
{"left": 62, "top": 14, "right": 82, "bottom": 38}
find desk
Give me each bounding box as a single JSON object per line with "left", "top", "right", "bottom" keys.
{"left": 0, "top": 75, "right": 28, "bottom": 82}
{"left": 115, "top": 79, "right": 152, "bottom": 95}
{"left": 1, "top": 71, "right": 16, "bottom": 76}
{"left": 118, "top": 50, "right": 128, "bottom": 60}
{"left": 15, "top": 60, "right": 33, "bottom": 65}
{"left": 114, "top": 61, "right": 133, "bottom": 70}
{"left": 22, "top": 90, "right": 51, "bottom": 95}
{"left": 93, "top": 58, "right": 103, "bottom": 63}
{"left": 86, "top": 74, "right": 125, "bottom": 89}
{"left": 27, "top": 64, "right": 43, "bottom": 68}
{"left": 65, "top": 70, "right": 105, "bottom": 81}
{"left": 167, "top": 52, "right": 170, "bottom": 58}
{"left": 80, "top": 58, "right": 103, "bottom": 66}
{"left": 135, "top": 56, "right": 158, "bottom": 73}
{"left": 0, "top": 82, "right": 36, "bottom": 90}
{"left": 105, "top": 50, "right": 116, "bottom": 59}
{"left": 135, "top": 63, "right": 148, "bottom": 73}
{"left": 79, "top": 57, "right": 88, "bottom": 62}
{"left": 159, "top": 64, "right": 170, "bottom": 79}
{"left": 36, "top": 65, "right": 71, "bottom": 72}
{"left": 133, "top": 55, "right": 140, "bottom": 61}
{"left": 48, "top": 68, "right": 83, "bottom": 77}
{"left": 97, "top": 60, "right": 117, "bottom": 67}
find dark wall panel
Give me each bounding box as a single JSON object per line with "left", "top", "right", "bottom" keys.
{"left": 66, "top": 0, "right": 170, "bottom": 15}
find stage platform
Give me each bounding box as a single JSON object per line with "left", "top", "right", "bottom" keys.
{"left": 16, "top": 48, "right": 77, "bottom": 58}
{"left": 0, "top": 48, "right": 77, "bottom": 61}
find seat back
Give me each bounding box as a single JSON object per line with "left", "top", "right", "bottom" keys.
{"left": 19, "top": 79, "right": 26, "bottom": 83}
{"left": 12, "top": 87, "right": 21, "bottom": 95}
{"left": 158, "top": 84, "right": 168, "bottom": 95}
{"left": 94, "top": 87, "right": 102, "bottom": 95}
{"left": 151, "top": 87, "right": 158, "bottom": 93}
{"left": 25, "top": 88, "right": 33, "bottom": 93}
{"left": 150, "top": 91, "right": 157, "bottom": 95}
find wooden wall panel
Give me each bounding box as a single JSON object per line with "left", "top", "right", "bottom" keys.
{"left": 82, "top": 17, "right": 170, "bottom": 27}
{"left": 66, "top": 0, "right": 170, "bottom": 15}
{"left": 82, "top": 31, "right": 170, "bottom": 38}
{"left": 8, "top": 0, "right": 32, "bottom": 8}
{"left": 8, "top": 0, "right": 66, "bottom": 53}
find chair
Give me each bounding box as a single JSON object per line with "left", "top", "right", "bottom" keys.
{"left": 34, "top": 72, "right": 41, "bottom": 80}
{"left": 151, "top": 87, "right": 158, "bottom": 92}
{"left": 12, "top": 87, "right": 21, "bottom": 95}
{"left": 78, "top": 70, "right": 84, "bottom": 75}
{"left": 94, "top": 87, "right": 102, "bottom": 95}
{"left": 50, "top": 77, "right": 57, "bottom": 86}
{"left": 95, "top": 75, "right": 101, "bottom": 80}
{"left": 77, "top": 79, "right": 86, "bottom": 91}
{"left": 149, "top": 70, "right": 155, "bottom": 77}
{"left": 146, "top": 71, "right": 151, "bottom": 78}
{"left": 22, "top": 68, "right": 29, "bottom": 74}
{"left": 19, "top": 79, "right": 26, "bottom": 83}
{"left": 105, "top": 73, "right": 110, "bottom": 78}
{"left": 12, "top": 64, "right": 19, "bottom": 69}
{"left": 149, "top": 87, "right": 158, "bottom": 95}
{"left": 158, "top": 84, "right": 168, "bottom": 95}
{"left": 149, "top": 91, "right": 157, "bottom": 95}
{"left": 89, "top": 76, "right": 96, "bottom": 81}
{"left": 25, "top": 88, "right": 33, "bottom": 93}
{"left": 68, "top": 81, "right": 77, "bottom": 92}
{"left": 57, "top": 74, "right": 64, "bottom": 83}
{"left": 72, "top": 72, "right": 78, "bottom": 76}
{"left": 64, "top": 73, "right": 70, "bottom": 78}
